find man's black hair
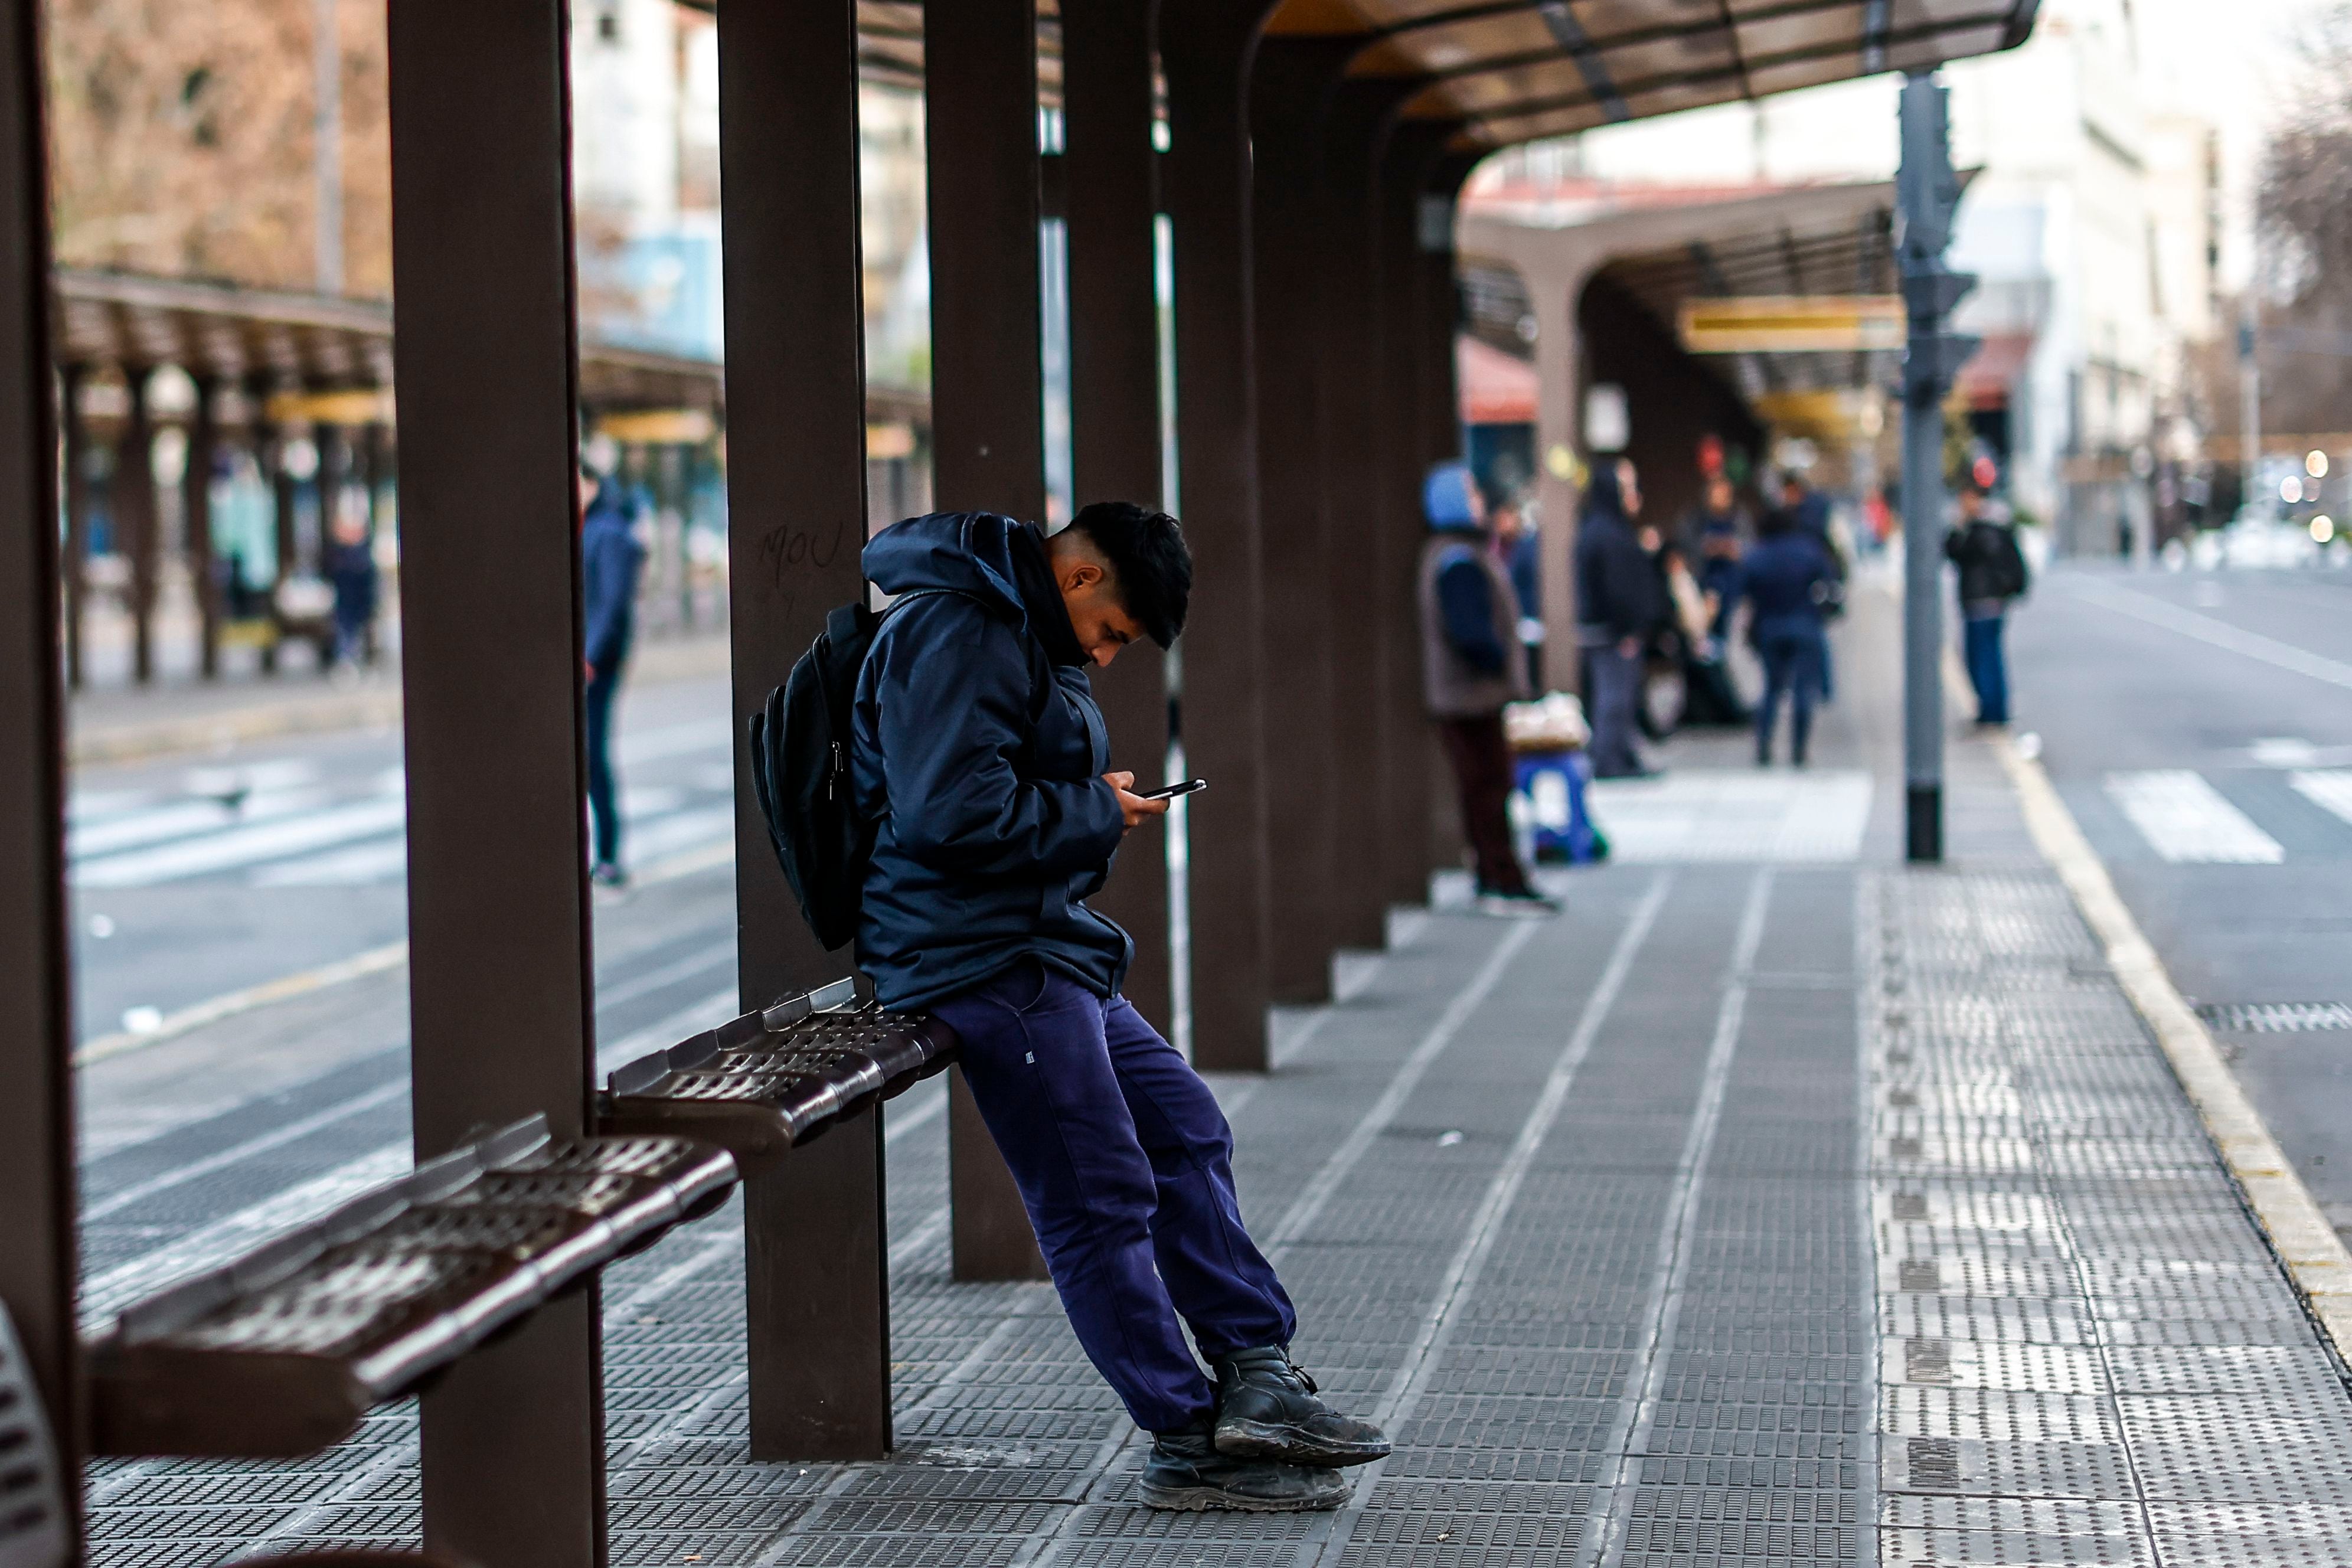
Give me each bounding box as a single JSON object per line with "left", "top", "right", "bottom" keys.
{"left": 1067, "top": 501, "right": 1191, "bottom": 648}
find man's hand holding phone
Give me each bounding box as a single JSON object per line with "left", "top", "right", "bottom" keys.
{"left": 1105, "top": 771, "right": 1170, "bottom": 831}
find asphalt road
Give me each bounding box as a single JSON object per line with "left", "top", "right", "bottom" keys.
{"left": 2008, "top": 559, "right": 2352, "bottom": 1237}
{"left": 67, "top": 671, "right": 741, "bottom": 1043}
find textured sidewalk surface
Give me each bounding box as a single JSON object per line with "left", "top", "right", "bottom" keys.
{"left": 84, "top": 855, "right": 2352, "bottom": 1564}
{"left": 77, "top": 596, "right": 2352, "bottom": 1565}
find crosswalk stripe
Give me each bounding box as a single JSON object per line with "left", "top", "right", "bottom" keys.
{"left": 2289, "top": 769, "right": 2352, "bottom": 829}
{"left": 2103, "top": 770, "right": 2285, "bottom": 864}
{"left": 74, "top": 795, "right": 412, "bottom": 887}
{"left": 67, "top": 789, "right": 331, "bottom": 860}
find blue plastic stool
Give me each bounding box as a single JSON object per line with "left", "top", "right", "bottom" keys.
{"left": 1513, "top": 749, "right": 1607, "bottom": 864}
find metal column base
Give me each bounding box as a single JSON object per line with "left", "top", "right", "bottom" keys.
{"left": 745, "top": 1105, "right": 891, "bottom": 1461}
{"left": 949, "top": 1069, "right": 1046, "bottom": 1281}
{"left": 1907, "top": 785, "right": 1942, "bottom": 863}
{"left": 419, "top": 1291, "right": 605, "bottom": 1568}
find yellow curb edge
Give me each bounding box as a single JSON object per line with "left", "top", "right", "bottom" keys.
{"left": 1987, "top": 720, "right": 2352, "bottom": 1361}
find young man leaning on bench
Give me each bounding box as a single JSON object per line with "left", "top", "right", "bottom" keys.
{"left": 848, "top": 504, "right": 1388, "bottom": 1512}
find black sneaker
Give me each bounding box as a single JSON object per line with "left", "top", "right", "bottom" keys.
{"left": 1138, "top": 1430, "right": 1347, "bottom": 1511}
{"left": 1212, "top": 1348, "right": 1391, "bottom": 1468}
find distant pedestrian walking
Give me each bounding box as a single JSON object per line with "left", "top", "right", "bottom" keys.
{"left": 1574, "top": 458, "right": 1666, "bottom": 779}
{"left": 1944, "top": 483, "right": 2030, "bottom": 726}
{"left": 1737, "top": 508, "right": 1838, "bottom": 767}
{"left": 325, "top": 508, "right": 378, "bottom": 673}
{"left": 582, "top": 465, "right": 646, "bottom": 887}
{"left": 1419, "top": 462, "right": 1554, "bottom": 917}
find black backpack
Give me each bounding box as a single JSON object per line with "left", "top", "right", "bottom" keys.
{"left": 748, "top": 590, "right": 972, "bottom": 950}
{"left": 1984, "top": 525, "right": 2030, "bottom": 599}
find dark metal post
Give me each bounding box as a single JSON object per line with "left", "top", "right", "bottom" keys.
{"left": 262, "top": 403, "right": 296, "bottom": 674}
{"left": 1160, "top": 0, "right": 1275, "bottom": 1070}
{"left": 61, "top": 364, "right": 87, "bottom": 689}
{"left": 115, "top": 368, "right": 156, "bottom": 684}
{"left": 1416, "top": 155, "right": 1477, "bottom": 884}
{"left": 1316, "top": 81, "right": 1416, "bottom": 952}
{"left": 926, "top": 0, "right": 1051, "bottom": 1282}
{"left": 1248, "top": 38, "right": 1351, "bottom": 1004}
{"left": 186, "top": 378, "right": 221, "bottom": 679}
{"left": 1896, "top": 71, "right": 1976, "bottom": 865}
{"left": 0, "top": 0, "right": 79, "bottom": 1552}
{"left": 386, "top": 1, "right": 605, "bottom": 1562}
{"left": 1063, "top": 0, "right": 1172, "bottom": 1037}
{"left": 1375, "top": 123, "right": 1452, "bottom": 909}
{"left": 716, "top": 0, "right": 894, "bottom": 1460}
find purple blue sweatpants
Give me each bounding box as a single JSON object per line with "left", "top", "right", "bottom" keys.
{"left": 928, "top": 960, "right": 1297, "bottom": 1433}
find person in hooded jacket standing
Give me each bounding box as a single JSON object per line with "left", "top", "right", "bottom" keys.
{"left": 1943, "top": 481, "right": 2028, "bottom": 726}
{"left": 580, "top": 463, "right": 646, "bottom": 887}
{"left": 1417, "top": 462, "right": 1553, "bottom": 916}
{"left": 1574, "top": 458, "right": 1668, "bottom": 779}
{"left": 853, "top": 504, "right": 1389, "bottom": 1513}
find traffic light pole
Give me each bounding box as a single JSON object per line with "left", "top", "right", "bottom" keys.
{"left": 1897, "top": 71, "right": 1977, "bottom": 864}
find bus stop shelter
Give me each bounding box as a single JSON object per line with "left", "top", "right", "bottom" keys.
{"left": 0, "top": 4, "right": 2045, "bottom": 1566}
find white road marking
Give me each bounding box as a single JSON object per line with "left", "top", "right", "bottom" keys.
{"left": 1589, "top": 768, "right": 1873, "bottom": 862}
{"left": 2069, "top": 577, "right": 2352, "bottom": 694}
{"left": 67, "top": 788, "right": 332, "bottom": 860}
{"left": 2104, "top": 770, "right": 2284, "bottom": 864}
{"left": 2290, "top": 769, "right": 2352, "bottom": 829}
{"left": 75, "top": 795, "right": 411, "bottom": 887}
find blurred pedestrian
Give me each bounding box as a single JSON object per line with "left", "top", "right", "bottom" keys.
{"left": 1738, "top": 507, "right": 1838, "bottom": 767}
{"left": 1944, "top": 482, "right": 2030, "bottom": 726}
{"left": 325, "top": 505, "right": 378, "bottom": 674}
{"left": 1682, "top": 473, "right": 1746, "bottom": 642}
{"left": 1574, "top": 458, "right": 1666, "bottom": 779}
{"left": 1661, "top": 537, "right": 1747, "bottom": 727}
{"left": 582, "top": 463, "right": 646, "bottom": 888}
{"left": 1419, "top": 462, "right": 1554, "bottom": 917}
{"left": 1771, "top": 470, "right": 1845, "bottom": 700}
{"left": 1488, "top": 486, "right": 1545, "bottom": 690}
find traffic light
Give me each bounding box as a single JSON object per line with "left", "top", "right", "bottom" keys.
{"left": 1896, "top": 74, "right": 1977, "bottom": 408}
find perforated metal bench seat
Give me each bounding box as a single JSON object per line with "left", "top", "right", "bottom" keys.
{"left": 596, "top": 978, "right": 958, "bottom": 1174}
{"left": 84, "top": 1117, "right": 735, "bottom": 1459}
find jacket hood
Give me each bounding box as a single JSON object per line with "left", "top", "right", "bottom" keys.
{"left": 862, "top": 511, "right": 1029, "bottom": 618}
{"left": 1424, "top": 462, "right": 1481, "bottom": 533}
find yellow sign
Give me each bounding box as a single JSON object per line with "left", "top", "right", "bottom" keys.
{"left": 264, "top": 387, "right": 394, "bottom": 426}
{"left": 1753, "top": 388, "right": 1883, "bottom": 439}
{"left": 1678, "top": 296, "right": 1904, "bottom": 354}
{"left": 596, "top": 408, "right": 717, "bottom": 446}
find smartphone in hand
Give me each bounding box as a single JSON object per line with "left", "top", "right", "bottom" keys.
{"left": 1135, "top": 779, "right": 1208, "bottom": 801}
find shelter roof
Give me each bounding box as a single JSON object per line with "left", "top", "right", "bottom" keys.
{"left": 53, "top": 269, "right": 729, "bottom": 417}
{"left": 1263, "top": 0, "right": 2041, "bottom": 148}
{"left": 1458, "top": 177, "right": 1909, "bottom": 430}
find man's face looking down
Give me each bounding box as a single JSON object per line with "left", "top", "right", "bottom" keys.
{"left": 1048, "top": 531, "right": 1146, "bottom": 668}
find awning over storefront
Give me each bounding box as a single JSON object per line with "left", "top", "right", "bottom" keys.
{"left": 1459, "top": 334, "right": 1540, "bottom": 424}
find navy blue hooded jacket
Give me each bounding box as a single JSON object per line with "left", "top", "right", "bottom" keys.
{"left": 582, "top": 479, "right": 645, "bottom": 675}
{"left": 1573, "top": 465, "right": 1668, "bottom": 643}
{"left": 850, "top": 511, "right": 1131, "bottom": 1010}
{"left": 1736, "top": 525, "right": 1836, "bottom": 641}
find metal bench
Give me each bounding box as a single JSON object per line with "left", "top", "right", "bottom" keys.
{"left": 594, "top": 976, "right": 962, "bottom": 1459}
{"left": 83, "top": 1118, "right": 734, "bottom": 1459}
{"left": 596, "top": 978, "right": 958, "bottom": 1171}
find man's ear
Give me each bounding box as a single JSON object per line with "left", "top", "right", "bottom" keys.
{"left": 1059, "top": 557, "right": 1104, "bottom": 593}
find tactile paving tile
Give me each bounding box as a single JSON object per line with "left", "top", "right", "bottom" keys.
{"left": 1861, "top": 868, "right": 2352, "bottom": 1568}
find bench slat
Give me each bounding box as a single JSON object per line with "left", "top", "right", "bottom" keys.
{"left": 85, "top": 1117, "right": 736, "bottom": 1459}
{"left": 598, "top": 987, "right": 957, "bottom": 1174}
